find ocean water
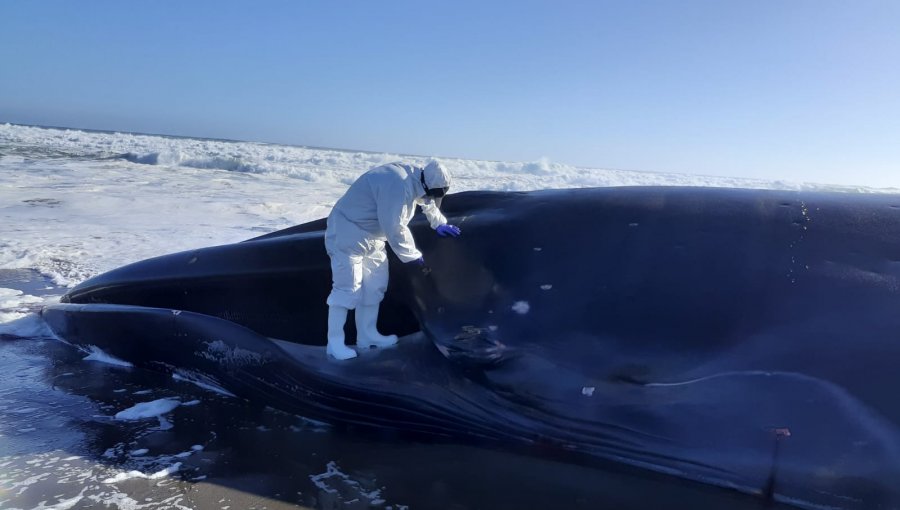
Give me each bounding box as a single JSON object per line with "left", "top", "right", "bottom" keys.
{"left": 0, "top": 123, "right": 885, "bottom": 509}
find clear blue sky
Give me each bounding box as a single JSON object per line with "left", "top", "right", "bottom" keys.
{"left": 2, "top": 1, "right": 899, "bottom": 187}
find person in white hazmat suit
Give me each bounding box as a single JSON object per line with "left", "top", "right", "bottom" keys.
{"left": 324, "top": 160, "right": 462, "bottom": 360}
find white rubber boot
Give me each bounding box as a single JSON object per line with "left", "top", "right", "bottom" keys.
{"left": 355, "top": 304, "right": 398, "bottom": 349}
{"left": 326, "top": 306, "right": 357, "bottom": 360}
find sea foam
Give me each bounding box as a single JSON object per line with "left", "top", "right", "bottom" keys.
{"left": 2, "top": 123, "right": 897, "bottom": 291}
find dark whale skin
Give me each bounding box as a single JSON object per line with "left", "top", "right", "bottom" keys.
{"left": 42, "top": 187, "right": 900, "bottom": 509}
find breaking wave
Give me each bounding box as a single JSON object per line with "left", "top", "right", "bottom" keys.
{"left": 120, "top": 152, "right": 263, "bottom": 173}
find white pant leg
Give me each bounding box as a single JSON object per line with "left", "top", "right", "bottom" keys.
{"left": 360, "top": 241, "right": 389, "bottom": 306}
{"left": 326, "top": 251, "right": 364, "bottom": 310}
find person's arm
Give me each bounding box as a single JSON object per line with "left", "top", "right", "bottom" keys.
{"left": 418, "top": 197, "right": 447, "bottom": 229}
{"left": 376, "top": 184, "right": 423, "bottom": 263}
{"left": 419, "top": 197, "right": 462, "bottom": 238}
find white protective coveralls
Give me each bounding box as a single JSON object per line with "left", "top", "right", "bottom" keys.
{"left": 325, "top": 162, "right": 449, "bottom": 308}
{"left": 324, "top": 161, "right": 451, "bottom": 360}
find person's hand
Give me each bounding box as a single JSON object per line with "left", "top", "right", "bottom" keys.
{"left": 436, "top": 224, "right": 461, "bottom": 237}
{"left": 410, "top": 256, "right": 430, "bottom": 274}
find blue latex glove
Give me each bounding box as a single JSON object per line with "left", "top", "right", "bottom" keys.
{"left": 436, "top": 224, "right": 462, "bottom": 237}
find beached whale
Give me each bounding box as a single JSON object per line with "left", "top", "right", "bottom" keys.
{"left": 42, "top": 186, "right": 900, "bottom": 509}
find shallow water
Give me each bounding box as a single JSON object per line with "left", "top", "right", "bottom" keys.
{"left": 0, "top": 272, "right": 804, "bottom": 510}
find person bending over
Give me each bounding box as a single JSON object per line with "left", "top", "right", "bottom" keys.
{"left": 324, "top": 160, "right": 462, "bottom": 360}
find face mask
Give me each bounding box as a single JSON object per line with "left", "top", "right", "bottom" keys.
{"left": 426, "top": 186, "right": 448, "bottom": 198}
{"left": 421, "top": 172, "right": 449, "bottom": 198}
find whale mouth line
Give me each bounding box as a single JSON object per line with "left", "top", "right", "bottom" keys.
{"left": 642, "top": 370, "right": 781, "bottom": 387}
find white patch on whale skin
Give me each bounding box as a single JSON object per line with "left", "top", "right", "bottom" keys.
{"left": 172, "top": 369, "right": 236, "bottom": 397}
{"left": 199, "top": 339, "right": 264, "bottom": 366}
{"left": 511, "top": 301, "right": 530, "bottom": 315}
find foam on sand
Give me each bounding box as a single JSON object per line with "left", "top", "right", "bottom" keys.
{"left": 0, "top": 310, "right": 55, "bottom": 339}
{"left": 101, "top": 462, "right": 182, "bottom": 483}
{"left": 0, "top": 287, "right": 44, "bottom": 323}
{"left": 114, "top": 398, "right": 181, "bottom": 421}
{"left": 82, "top": 346, "right": 134, "bottom": 368}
